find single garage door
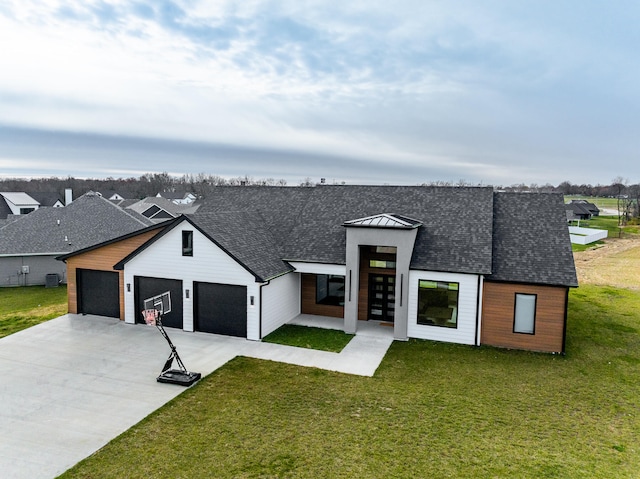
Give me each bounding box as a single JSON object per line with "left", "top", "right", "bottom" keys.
{"left": 135, "top": 276, "right": 183, "bottom": 329}
{"left": 77, "top": 269, "right": 120, "bottom": 318}
{"left": 194, "top": 282, "right": 247, "bottom": 337}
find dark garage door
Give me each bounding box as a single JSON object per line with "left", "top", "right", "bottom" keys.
{"left": 77, "top": 269, "right": 120, "bottom": 318}
{"left": 135, "top": 276, "right": 183, "bottom": 329}
{"left": 194, "top": 282, "right": 247, "bottom": 337}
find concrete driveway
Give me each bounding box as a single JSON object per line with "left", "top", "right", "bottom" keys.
{"left": 0, "top": 314, "right": 393, "bottom": 479}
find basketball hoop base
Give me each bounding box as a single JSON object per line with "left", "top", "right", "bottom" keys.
{"left": 157, "top": 369, "right": 202, "bottom": 386}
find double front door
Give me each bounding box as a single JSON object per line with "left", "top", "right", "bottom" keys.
{"left": 368, "top": 274, "right": 395, "bottom": 322}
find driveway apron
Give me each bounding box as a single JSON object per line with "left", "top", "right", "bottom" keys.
{"left": 0, "top": 314, "right": 392, "bottom": 479}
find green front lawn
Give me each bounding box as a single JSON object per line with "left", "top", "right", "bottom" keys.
{"left": 0, "top": 285, "right": 68, "bottom": 338}
{"left": 59, "top": 284, "right": 640, "bottom": 478}
{"left": 263, "top": 324, "right": 354, "bottom": 352}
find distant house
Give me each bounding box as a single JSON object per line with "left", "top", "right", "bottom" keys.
{"left": 126, "top": 197, "right": 201, "bottom": 222}
{"left": 59, "top": 186, "right": 577, "bottom": 354}
{"left": 568, "top": 200, "right": 599, "bottom": 217}
{"left": 565, "top": 202, "right": 594, "bottom": 221}
{"left": 156, "top": 191, "right": 197, "bottom": 205}
{"left": 29, "top": 192, "right": 65, "bottom": 208}
{"left": 0, "top": 192, "right": 41, "bottom": 218}
{"left": 0, "top": 192, "right": 152, "bottom": 287}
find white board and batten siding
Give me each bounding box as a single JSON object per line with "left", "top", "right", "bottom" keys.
{"left": 407, "top": 270, "right": 480, "bottom": 345}
{"left": 261, "top": 272, "right": 301, "bottom": 338}
{"left": 122, "top": 222, "right": 260, "bottom": 339}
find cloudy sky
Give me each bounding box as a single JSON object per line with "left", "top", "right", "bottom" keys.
{"left": 0, "top": 1, "right": 638, "bottom": 186}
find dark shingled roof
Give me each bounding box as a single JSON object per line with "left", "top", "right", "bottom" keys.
{"left": 0, "top": 192, "right": 153, "bottom": 255}
{"left": 64, "top": 186, "right": 577, "bottom": 287}
{"left": 196, "top": 186, "right": 495, "bottom": 275}
{"left": 490, "top": 192, "right": 578, "bottom": 287}
{"left": 192, "top": 211, "right": 294, "bottom": 282}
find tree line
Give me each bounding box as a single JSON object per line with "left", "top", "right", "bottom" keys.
{"left": 1, "top": 173, "right": 638, "bottom": 210}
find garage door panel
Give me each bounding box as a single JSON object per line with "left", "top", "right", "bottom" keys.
{"left": 195, "top": 282, "right": 247, "bottom": 337}
{"left": 135, "top": 276, "right": 183, "bottom": 329}
{"left": 77, "top": 269, "right": 120, "bottom": 318}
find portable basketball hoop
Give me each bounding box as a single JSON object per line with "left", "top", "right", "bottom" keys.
{"left": 142, "top": 291, "right": 201, "bottom": 387}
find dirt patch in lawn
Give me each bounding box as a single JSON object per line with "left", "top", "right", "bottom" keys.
{"left": 573, "top": 236, "right": 640, "bottom": 289}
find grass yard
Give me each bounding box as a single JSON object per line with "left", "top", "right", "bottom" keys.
{"left": 262, "top": 324, "right": 354, "bottom": 352}
{"left": 58, "top": 282, "right": 640, "bottom": 479}
{"left": 0, "top": 285, "right": 67, "bottom": 339}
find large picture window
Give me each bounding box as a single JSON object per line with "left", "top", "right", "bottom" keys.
{"left": 316, "top": 275, "right": 345, "bottom": 306}
{"left": 514, "top": 293, "right": 536, "bottom": 334}
{"left": 417, "top": 280, "right": 458, "bottom": 328}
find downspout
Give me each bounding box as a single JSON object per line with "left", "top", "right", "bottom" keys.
{"left": 475, "top": 275, "right": 484, "bottom": 346}
{"left": 561, "top": 287, "right": 569, "bottom": 355}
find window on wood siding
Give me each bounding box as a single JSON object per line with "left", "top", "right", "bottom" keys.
{"left": 316, "top": 275, "right": 345, "bottom": 306}
{"left": 182, "top": 231, "right": 193, "bottom": 256}
{"left": 514, "top": 293, "right": 536, "bottom": 334}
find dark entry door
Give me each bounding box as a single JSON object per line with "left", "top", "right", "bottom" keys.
{"left": 134, "top": 276, "right": 183, "bottom": 329}
{"left": 194, "top": 282, "right": 247, "bottom": 337}
{"left": 368, "top": 274, "right": 395, "bottom": 322}
{"left": 77, "top": 269, "right": 120, "bottom": 318}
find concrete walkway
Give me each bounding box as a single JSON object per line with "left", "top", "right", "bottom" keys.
{"left": 0, "top": 314, "right": 393, "bottom": 479}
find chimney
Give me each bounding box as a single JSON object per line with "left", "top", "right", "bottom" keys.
{"left": 65, "top": 188, "right": 73, "bottom": 206}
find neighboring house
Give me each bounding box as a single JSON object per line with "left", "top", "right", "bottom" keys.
{"left": 568, "top": 200, "right": 599, "bottom": 217}
{"left": 0, "top": 192, "right": 41, "bottom": 218}
{"left": 126, "top": 196, "right": 201, "bottom": 222}
{"left": 58, "top": 186, "right": 577, "bottom": 354}
{"left": 156, "top": 191, "right": 197, "bottom": 205}
{"left": 29, "top": 192, "right": 65, "bottom": 208}
{"left": 565, "top": 202, "right": 593, "bottom": 221}
{"left": 0, "top": 192, "right": 153, "bottom": 287}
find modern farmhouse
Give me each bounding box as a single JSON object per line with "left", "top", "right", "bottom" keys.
{"left": 58, "top": 186, "right": 578, "bottom": 353}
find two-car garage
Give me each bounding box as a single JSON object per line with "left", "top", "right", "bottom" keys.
{"left": 133, "top": 277, "right": 247, "bottom": 337}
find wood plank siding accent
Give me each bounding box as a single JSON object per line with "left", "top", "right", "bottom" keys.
{"left": 481, "top": 282, "right": 568, "bottom": 353}
{"left": 300, "top": 273, "right": 344, "bottom": 318}
{"left": 65, "top": 230, "right": 161, "bottom": 320}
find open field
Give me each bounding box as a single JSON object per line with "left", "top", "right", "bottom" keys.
{"left": 573, "top": 233, "right": 640, "bottom": 289}
{"left": 58, "top": 248, "right": 640, "bottom": 477}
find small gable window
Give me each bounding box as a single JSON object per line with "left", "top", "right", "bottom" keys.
{"left": 182, "top": 231, "right": 193, "bottom": 256}
{"left": 514, "top": 293, "right": 536, "bottom": 334}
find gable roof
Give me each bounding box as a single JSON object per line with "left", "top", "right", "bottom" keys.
{"left": 194, "top": 186, "right": 495, "bottom": 275}
{"left": 0, "top": 192, "right": 153, "bottom": 256}
{"left": 491, "top": 192, "right": 578, "bottom": 287}
{"left": 0, "top": 192, "right": 39, "bottom": 208}
{"left": 58, "top": 186, "right": 577, "bottom": 287}
{"left": 126, "top": 196, "right": 201, "bottom": 221}
{"left": 110, "top": 214, "right": 292, "bottom": 282}
{"left": 29, "top": 192, "right": 64, "bottom": 207}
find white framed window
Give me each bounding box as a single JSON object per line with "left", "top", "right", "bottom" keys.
{"left": 514, "top": 293, "right": 537, "bottom": 334}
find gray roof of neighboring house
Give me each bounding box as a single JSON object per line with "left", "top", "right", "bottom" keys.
{"left": 491, "top": 192, "right": 578, "bottom": 287}
{"left": 29, "top": 192, "right": 64, "bottom": 207}
{"left": 0, "top": 192, "right": 153, "bottom": 255}
{"left": 127, "top": 197, "right": 201, "bottom": 221}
